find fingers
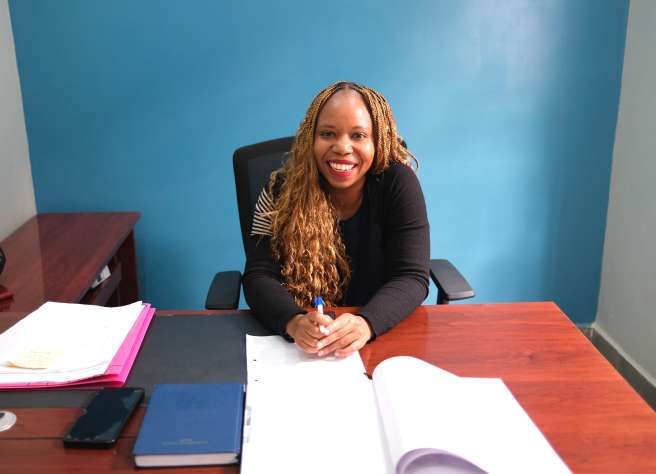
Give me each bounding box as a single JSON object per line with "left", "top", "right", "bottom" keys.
{"left": 318, "top": 313, "right": 362, "bottom": 347}
{"left": 318, "top": 332, "right": 360, "bottom": 356}
{"left": 334, "top": 338, "right": 364, "bottom": 358}
{"left": 289, "top": 312, "right": 371, "bottom": 357}
{"left": 305, "top": 311, "right": 334, "bottom": 330}
{"left": 289, "top": 312, "right": 328, "bottom": 353}
{"left": 294, "top": 324, "right": 321, "bottom": 353}
{"left": 301, "top": 311, "right": 334, "bottom": 339}
{"left": 295, "top": 336, "right": 318, "bottom": 353}
{"left": 316, "top": 313, "right": 370, "bottom": 357}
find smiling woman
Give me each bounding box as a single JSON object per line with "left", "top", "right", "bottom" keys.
{"left": 313, "top": 89, "right": 375, "bottom": 219}
{"left": 243, "top": 81, "right": 429, "bottom": 358}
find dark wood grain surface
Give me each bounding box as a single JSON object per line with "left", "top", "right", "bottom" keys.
{"left": 0, "top": 212, "right": 140, "bottom": 311}
{"left": 1, "top": 303, "right": 655, "bottom": 473}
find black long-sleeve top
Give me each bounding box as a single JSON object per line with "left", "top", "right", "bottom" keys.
{"left": 243, "top": 162, "right": 430, "bottom": 339}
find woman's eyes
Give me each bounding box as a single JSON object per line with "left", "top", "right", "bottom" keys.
{"left": 318, "top": 131, "right": 368, "bottom": 139}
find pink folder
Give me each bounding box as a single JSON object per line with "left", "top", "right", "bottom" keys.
{"left": 0, "top": 304, "right": 155, "bottom": 389}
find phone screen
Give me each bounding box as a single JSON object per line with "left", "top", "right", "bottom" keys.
{"left": 63, "top": 387, "right": 144, "bottom": 448}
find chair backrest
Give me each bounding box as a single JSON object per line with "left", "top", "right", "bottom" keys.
{"left": 233, "top": 136, "right": 294, "bottom": 254}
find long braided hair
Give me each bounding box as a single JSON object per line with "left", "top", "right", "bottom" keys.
{"left": 269, "top": 81, "right": 417, "bottom": 307}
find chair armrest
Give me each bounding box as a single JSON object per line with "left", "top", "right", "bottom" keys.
{"left": 205, "top": 271, "right": 242, "bottom": 309}
{"left": 429, "top": 259, "right": 474, "bottom": 304}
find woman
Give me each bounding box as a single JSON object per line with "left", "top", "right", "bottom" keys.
{"left": 244, "top": 81, "right": 429, "bottom": 357}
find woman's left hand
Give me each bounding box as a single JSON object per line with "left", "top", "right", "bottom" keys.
{"left": 316, "top": 313, "right": 372, "bottom": 358}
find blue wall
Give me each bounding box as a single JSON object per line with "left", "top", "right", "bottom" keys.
{"left": 9, "top": 0, "right": 628, "bottom": 323}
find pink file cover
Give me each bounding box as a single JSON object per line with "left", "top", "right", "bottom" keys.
{"left": 0, "top": 304, "right": 156, "bottom": 389}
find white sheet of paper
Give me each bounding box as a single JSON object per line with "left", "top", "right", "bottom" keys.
{"left": 245, "top": 334, "right": 367, "bottom": 382}
{"left": 241, "top": 335, "right": 391, "bottom": 474}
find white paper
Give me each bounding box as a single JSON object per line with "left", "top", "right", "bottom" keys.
{"left": 245, "top": 334, "right": 367, "bottom": 383}
{"left": 0, "top": 301, "right": 144, "bottom": 384}
{"left": 241, "top": 335, "right": 391, "bottom": 474}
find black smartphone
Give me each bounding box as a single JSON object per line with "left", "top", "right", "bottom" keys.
{"left": 63, "top": 387, "right": 144, "bottom": 448}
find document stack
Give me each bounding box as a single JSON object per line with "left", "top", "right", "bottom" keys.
{"left": 0, "top": 301, "right": 154, "bottom": 389}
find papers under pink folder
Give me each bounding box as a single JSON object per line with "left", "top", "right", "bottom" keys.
{"left": 0, "top": 304, "right": 155, "bottom": 389}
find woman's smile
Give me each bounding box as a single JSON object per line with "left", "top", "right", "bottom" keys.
{"left": 327, "top": 159, "right": 358, "bottom": 176}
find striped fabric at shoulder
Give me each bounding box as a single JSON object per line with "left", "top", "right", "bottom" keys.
{"left": 250, "top": 187, "right": 275, "bottom": 236}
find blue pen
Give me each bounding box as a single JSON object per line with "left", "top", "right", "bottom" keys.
{"left": 314, "top": 296, "right": 329, "bottom": 335}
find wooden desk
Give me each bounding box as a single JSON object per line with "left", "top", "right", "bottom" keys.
{"left": 1, "top": 303, "right": 655, "bottom": 473}
{"left": 0, "top": 212, "right": 140, "bottom": 311}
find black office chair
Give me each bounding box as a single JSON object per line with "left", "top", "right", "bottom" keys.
{"left": 205, "top": 136, "right": 474, "bottom": 309}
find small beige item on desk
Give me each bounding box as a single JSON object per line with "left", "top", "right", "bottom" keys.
{"left": 8, "top": 347, "right": 65, "bottom": 369}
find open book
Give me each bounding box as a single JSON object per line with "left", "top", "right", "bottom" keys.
{"left": 241, "top": 336, "right": 570, "bottom": 474}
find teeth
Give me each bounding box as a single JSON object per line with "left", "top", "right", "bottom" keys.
{"left": 329, "top": 162, "right": 355, "bottom": 172}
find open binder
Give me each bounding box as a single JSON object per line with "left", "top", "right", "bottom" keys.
{"left": 241, "top": 336, "right": 570, "bottom": 474}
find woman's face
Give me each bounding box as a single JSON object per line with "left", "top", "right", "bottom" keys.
{"left": 313, "top": 89, "right": 375, "bottom": 194}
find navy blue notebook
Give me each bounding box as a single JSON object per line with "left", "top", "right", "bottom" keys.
{"left": 133, "top": 383, "right": 244, "bottom": 467}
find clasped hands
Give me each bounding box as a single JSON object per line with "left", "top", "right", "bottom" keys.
{"left": 285, "top": 311, "right": 372, "bottom": 358}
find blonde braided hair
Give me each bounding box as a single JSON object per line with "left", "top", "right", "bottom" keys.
{"left": 269, "top": 81, "right": 417, "bottom": 307}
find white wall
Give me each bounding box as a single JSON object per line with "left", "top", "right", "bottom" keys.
{"left": 596, "top": 0, "right": 656, "bottom": 384}
{"left": 0, "top": 0, "right": 35, "bottom": 241}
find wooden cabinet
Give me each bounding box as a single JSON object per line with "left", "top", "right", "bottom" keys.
{"left": 0, "top": 212, "right": 140, "bottom": 311}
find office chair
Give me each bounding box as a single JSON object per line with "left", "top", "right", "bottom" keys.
{"left": 205, "top": 136, "right": 474, "bottom": 310}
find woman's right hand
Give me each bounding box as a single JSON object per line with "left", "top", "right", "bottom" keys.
{"left": 285, "top": 311, "right": 334, "bottom": 353}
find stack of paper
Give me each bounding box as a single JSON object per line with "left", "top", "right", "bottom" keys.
{"left": 0, "top": 301, "right": 154, "bottom": 389}
{"left": 241, "top": 336, "right": 571, "bottom": 474}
